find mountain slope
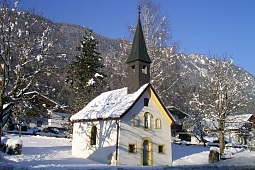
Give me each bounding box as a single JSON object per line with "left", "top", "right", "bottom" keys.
{"left": 20, "top": 14, "right": 254, "bottom": 115}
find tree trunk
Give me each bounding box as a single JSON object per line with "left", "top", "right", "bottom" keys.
{"left": 219, "top": 121, "right": 225, "bottom": 155}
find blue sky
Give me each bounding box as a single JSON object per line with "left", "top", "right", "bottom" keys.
{"left": 19, "top": 0, "right": 255, "bottom": 76}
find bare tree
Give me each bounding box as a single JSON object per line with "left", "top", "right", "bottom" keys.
{"left": 196, "top": 56, "right": 248, "bottom": 155}
{"left": 0, "top": 0, "right": 56, "bottom": 144}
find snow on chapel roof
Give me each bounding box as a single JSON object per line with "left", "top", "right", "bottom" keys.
{"left": 70, "top": 83, "right": 149, "bottom": 121}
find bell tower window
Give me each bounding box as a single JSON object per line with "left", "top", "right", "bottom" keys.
{"left": 142, "top": 65, "right": 147, "bottom": 74}
{"left": 132, "top": 65, "right": 135, "bottom": 73}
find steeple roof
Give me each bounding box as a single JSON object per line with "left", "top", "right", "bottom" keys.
{"left": 126, "top": 14, "right": 152, "bottom": 64}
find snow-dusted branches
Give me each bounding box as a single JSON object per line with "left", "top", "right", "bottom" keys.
{"left": 0, "top": 0, "right": 57, "bottom": 142}
{"left": 206, "top": 57, "right": 248, "bottom": 120}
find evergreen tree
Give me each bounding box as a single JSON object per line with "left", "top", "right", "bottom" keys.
{"left": 66, "top": 30, "right": 106, "bottom": 113}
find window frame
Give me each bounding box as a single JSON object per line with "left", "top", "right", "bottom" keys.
{"left": 128, "top": 143, "right": 137, "bottom": 154}
{"left": 158, "top": 144, "right": 165, "bottom": 154}
{"left": 90, "top": 125, "right": 97, "bottom": 146}
{"left": 155, "top": 118, "right": 162, "bottom": 129}
{"left": 144, "top": 112, "right": 152, "bottom": 130}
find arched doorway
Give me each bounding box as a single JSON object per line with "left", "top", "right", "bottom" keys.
{"left": 142, "top": 138, "right": 152, "bottom": 166}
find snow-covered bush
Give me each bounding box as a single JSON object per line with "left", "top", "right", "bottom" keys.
{"left": 1, "top": 138, "right": 23, "bottom": 155}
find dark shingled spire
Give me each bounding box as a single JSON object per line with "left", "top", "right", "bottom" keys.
{"left": 126, "top": 6, "right": 152, "bottom": 94}
{"left": 126, "top": 8, "right": 152, "bottom": 64}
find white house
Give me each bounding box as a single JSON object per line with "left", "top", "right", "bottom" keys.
{"left": 71, "top": 11, "right": 175, "bottom": 166}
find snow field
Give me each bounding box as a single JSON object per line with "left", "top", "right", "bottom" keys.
{"left": 1, "top": 134, "right": 255, "bottom": 169}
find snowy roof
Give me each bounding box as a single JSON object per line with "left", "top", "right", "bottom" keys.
{"left": 24, "top": 91, "right": 60, "bottom": 106}
{"left": 226, "top": 114, "right": 254, "bottom": 130}
{"left": 226, "top": 114, "right": 254, "bottom": 123}
{"left": 70, "top": 84, "right": 150, "bottom": 121}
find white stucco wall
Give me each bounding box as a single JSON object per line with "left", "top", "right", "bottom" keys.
{"left": 72, "top": 120, "right": 118, "bottom": 164}
{"left": 117, "top": 90, "right": 172, "bottom": 166}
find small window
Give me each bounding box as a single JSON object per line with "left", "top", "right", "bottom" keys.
{"left": 158, "top": 145, "right": 165, "bottom": 154}
{"left": 128, "top": 144, "right": 137, "bottom": 153}
{"left": 142, "top": 65, "right": 147, "bottom": 74}
{"left": 132, "top": 115, "right": 140, "bottom": 127}
{"left": 144, "top": 98, "right": 149, "bottom": 106}
{"left": 90, "top": 125, "right": 97, "bottom": 146}
{"left": 132, "top": 65, "right": 135, "bottom": 73}
{"left": 155, "top": 118, "right": 161, "bottom": 129}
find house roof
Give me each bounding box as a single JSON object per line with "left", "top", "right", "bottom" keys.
{"left": 167, "top": 106, "right": 189, "bottom": 119}
{"left": 226, "top": 114, "right": 255, "bottom": 130}
{"left": 226, "top": 114, "right": 254, "bottom": 123}
{"left": 24, "top": 91, "right": 60, "bottom": 107}
{"left": 126, "top": 16, "right": 152, "bottom": 64}
{"left": 24, "top": 91, "right": 67, "bottom": 113}
{"left": 70, "top": 83, "right": 175, "bottom": 123}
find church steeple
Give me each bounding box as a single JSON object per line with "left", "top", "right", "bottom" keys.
{"left": 126, "top": 6, "right": 152, "bottom": 94}
{"left": 126, "top": 6, "right": 152, "bottom": 64}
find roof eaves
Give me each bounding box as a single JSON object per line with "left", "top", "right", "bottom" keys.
{"left": 71, "top": 117, "right": 120, "bottom": 123}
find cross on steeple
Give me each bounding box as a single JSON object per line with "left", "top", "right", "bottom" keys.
{"left": 138, "top": 5, "right": 141, "bottom": 18}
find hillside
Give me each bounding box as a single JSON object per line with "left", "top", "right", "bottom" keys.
{"left": 24, "top": 14, "right": 255, "bottom": 115}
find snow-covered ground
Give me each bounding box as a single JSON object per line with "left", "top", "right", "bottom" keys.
{"left": 1, "top": 134, "right": 255, "bottom": 169}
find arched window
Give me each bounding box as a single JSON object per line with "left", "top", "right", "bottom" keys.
{"left": 132, "top": 115, "right": 140, "bottom": 127}
{"left": 155, "top": 118, "right": 161, "bottom": 129}
{"left": 90, "top": 125, "right": 97, "bottom": 146}
{"left": 144, "top": 112, "right": 152, "bottom": 129}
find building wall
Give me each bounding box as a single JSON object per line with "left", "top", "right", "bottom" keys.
{"left": 117, "top": 90, "right": 172, "bottom": 166}
{"left": 48, "top": 111, "right": 68, "bottom": 128}
{"left": 72, "top": 120, "right": 118, "bottom": 164}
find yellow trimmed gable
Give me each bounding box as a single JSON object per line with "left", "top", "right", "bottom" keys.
{"left": 147, "top": 87, "right": 174, "bottom": 125}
